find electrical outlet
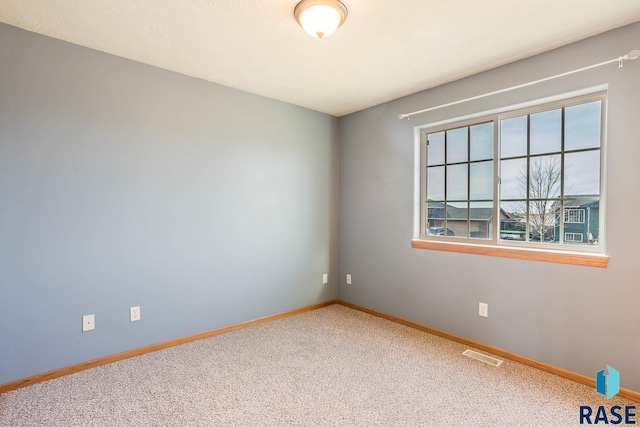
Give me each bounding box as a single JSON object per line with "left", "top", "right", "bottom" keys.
{"left": 130, "top": 306, "right": 141, "bottom": 322}
{"left": 82, "top": 314, "right": 95, "bottom": 332}
{"left": 322, "top": 274, "right": 328, "bottom": 284}
{"left": 346, "top": 274, "right": 352, "bottom": 285}
{"left": 479, "top": 302, "right": 488, "bottom": 318}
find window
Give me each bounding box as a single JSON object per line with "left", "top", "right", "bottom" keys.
{"left": 565, "top": 232, "right": 584, "bottom": 242}
{"left": 418, "top": 92, "right": 605, "bottom": 260}
{"left": 425, "top": 121, "right": 494, "bottom": 241}
{"left": 564, "top": 208, "right": 585, "bottom": 223}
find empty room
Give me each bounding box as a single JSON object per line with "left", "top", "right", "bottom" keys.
{"left": 1, "top": 1, "right": 640, "bottom": 425}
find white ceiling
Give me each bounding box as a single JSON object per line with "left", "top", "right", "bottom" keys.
{"left": 1, "top": 0, "right": 639, "bottom": 116}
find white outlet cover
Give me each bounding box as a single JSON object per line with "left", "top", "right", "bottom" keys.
{"left": 130, "top": 306, "right": 141, "bottom": 322}
{"left": 479, "top": 302, "right": 488, "bottom": 317}
{"left": 322, "top": 274, "right": 328, "bottom": 284}
{"left": 82, "top": 314, "right": 95, "bottom": 332}
{"left": 346, "top": 274, "right": 352, "bottom": 285}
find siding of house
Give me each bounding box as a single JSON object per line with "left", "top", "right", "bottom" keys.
{"left": 561, "top": 202, "right": 600, "bottom": 244}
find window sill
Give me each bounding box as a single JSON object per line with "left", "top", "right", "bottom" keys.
{"left": 411, "top": 239, "right": 609, "bottom": 268}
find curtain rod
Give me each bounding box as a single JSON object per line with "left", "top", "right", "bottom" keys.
{"left": 398, "top": 49, "right": 640, "bottom": 120}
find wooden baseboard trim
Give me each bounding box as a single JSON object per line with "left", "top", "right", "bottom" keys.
{"left": 336, "top": 299, "right": 640, "bottom": 403}
{"left": 0, "top": 299, "right": 338, "bottom": 395}
{"left": 5, "top": 299, "right": 639, "bottom": 402}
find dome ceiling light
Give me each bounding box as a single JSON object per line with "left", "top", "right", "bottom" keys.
{"left": 294, "top": 0, "right": 348, "bottom": 39}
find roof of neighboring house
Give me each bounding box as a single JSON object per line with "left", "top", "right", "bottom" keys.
{"left": 428, "top": 199, "right": 600, "bottom": 223}
{"left": 427, "top": 203, "right": 493, "bottom": 221}
{"left": 564, "top": 200, "right": 600, "bottom": 208}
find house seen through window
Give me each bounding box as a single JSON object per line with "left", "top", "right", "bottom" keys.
{"left": 421, "top": 92, "right": 605, "bottom": 252}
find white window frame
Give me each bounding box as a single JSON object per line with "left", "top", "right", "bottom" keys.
{"left": 421, "top": 117, "right": 499, "bottom": 244}
{"left": 564, "top": 208, "right": 586, "bottom": 223}
{"left": 564, "top": 232, "right": 584, "bottom": 242}
{"left": 417, "top": 91, "right": 606, "bottom": 256}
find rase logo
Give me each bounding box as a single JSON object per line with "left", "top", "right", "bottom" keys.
{"left": 597, "top": 365, "right": 620, "bottom": 399}
{"left": 579, "top": 366, "right": 637, "bottom": 425}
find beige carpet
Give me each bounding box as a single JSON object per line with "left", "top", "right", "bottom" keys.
{"left": 0, "top": 305, "right": 633, "bottom": 426}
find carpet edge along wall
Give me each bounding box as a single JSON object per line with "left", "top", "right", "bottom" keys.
{"left": 2, "top": 300, "right": 638, "bottom": 403}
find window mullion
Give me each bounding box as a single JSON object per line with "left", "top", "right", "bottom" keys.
{"left": 443, "top": 131, "right": 448, "bottom": 235}
{"left": 421, "top": 132, "right": 427, "bottom": 238}
{"left": 559, "top": 107, "right": 566, "bottom": 244}
{"left": 467, "top": 126, "right": 471, "bottom": 238}
{"left": 525, "top": 114, "right": 531, "bottom": 243}
{"left": 493, "top": 118, "right": 499, "bottom": 243}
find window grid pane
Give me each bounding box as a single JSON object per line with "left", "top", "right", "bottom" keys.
{"left": 423, "top": 92, "right": 603, "bottom": 253}
{"left": 498, "top": 99, "right": 601, "bottom": 247}
{"left": 426, "top": 123, "right": 495, "bottom": 240}
{"left": 564, "top": 208, "right": 585, "bottom": 223}
{"left": 565, "top": 232, "right": 583, "bottom": 242}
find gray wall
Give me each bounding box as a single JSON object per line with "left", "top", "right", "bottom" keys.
{"left": 339, "top": 22, "right": 640, "bottom": 391}
{"left": 0, "top": 23, "right": 339, "bottom": 384}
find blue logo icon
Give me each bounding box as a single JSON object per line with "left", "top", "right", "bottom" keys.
{"left": 596, "top": 365, "right": 620, "bottom": 399}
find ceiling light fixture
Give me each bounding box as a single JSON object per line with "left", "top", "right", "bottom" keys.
{"left": 294, "top": 0, "right": 348, "bottom": 39}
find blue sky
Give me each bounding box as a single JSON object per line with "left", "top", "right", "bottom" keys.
{"left": 427, "top": 100, "right": 601, "bottom": 203}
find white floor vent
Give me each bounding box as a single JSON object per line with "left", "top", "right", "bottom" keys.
{"left": 462, "top": 349, "right": 503, "bottom": 367}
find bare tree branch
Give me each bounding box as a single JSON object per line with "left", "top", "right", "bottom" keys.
{"left": 515, "top": 156, "right": 562, "bottom": 241}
